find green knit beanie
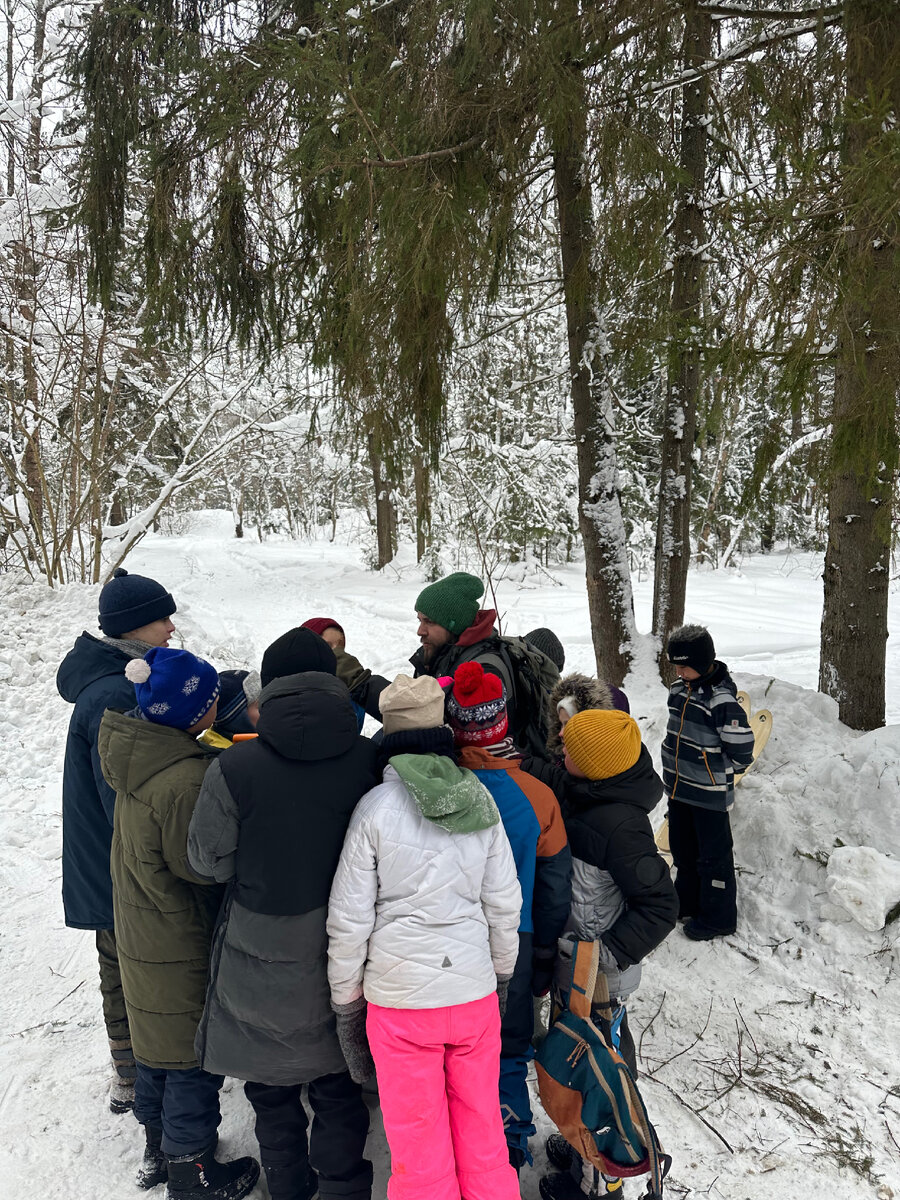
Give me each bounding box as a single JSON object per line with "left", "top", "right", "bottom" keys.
{"left": 414, "top": 572, "right": 485, "bottom": 635}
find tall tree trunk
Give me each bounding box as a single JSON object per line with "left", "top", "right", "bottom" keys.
{"left": 18, "top": 0, "right": 46, "bottom": 536}
{"left": 652, "top": 0, "right": 712, "bottom": 675}
{"left": 6, "top": 2, "right": 13, "bottom": 195}
{"left": 819, "top": 0, "right": 900, "bottom": 730}
{"left": 367, "top": 430, "right": 394, "bottom": 569}
{"left": 413, "top": 454, "right": 431, "bottom": 562}
{"left": 551, "top": 41, "right": 637, "bottom": 686}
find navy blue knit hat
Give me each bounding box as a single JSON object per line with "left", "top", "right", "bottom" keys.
{"left": 99, "top": 568, "right": 176, "bottom": 637}
{"left": 125, "top": 647, "right": 219, "bottom": 729}
{"left": 213, "top": 669, "right": 261, "bottom": 736}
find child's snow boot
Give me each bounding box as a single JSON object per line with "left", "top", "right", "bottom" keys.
{"left": 539, "top": 1167, "right": 624, "bottom": 1200}
{"left": 165, "top": 1144, "right": 260, "bottom": 1200}
{"left": 262, "top": 1162, "right": 318, "bottom": 1200}
{"left": 108, "top": 1036, "right": 136, "bottom": 1113}
{"left": 136, "top": 1125, "right": 167, "bottom": 1189}
{"left": 545, "top": 1134, "right": 575, "bottom": 1171}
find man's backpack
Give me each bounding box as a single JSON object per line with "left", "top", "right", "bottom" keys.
{"left": 453, "top": 634, "right": 560, "bottom": 757}
{"left": 536, "top": 941, "right": 671, "bottom": 1199}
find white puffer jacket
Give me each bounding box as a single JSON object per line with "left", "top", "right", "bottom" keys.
{"left": 327, "top": 764, "right": 522, "bottom": 1009}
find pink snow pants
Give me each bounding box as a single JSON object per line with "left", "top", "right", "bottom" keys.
{"left": 367, "top": 992, "right": 521, "bottom": 1200}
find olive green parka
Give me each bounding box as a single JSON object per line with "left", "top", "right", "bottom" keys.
{"left": 98, "top": 709, "right": 222, "bottom": 1070}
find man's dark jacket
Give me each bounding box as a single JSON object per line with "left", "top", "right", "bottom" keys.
{"left": 521, "top": 747, "right": 677, "bottom": 970}
{"left": 187, "top": 671, "right": 379, "bottom": 1086}
{"left": 341, "top": 609, "right": 516, "bottom": 725}
{"left": 57, "top": 633, "right": 136, "bottom": 929}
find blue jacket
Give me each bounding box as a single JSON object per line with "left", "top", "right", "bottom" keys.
{"left": 660, "top": 662, "right": 755, "bottom": 811}
{"left": 57, "top": 633, "right": 137, "bottom": 929}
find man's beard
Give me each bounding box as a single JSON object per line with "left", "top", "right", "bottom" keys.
{"left": 420, "top": 641, "right": 435, "bottom": 663}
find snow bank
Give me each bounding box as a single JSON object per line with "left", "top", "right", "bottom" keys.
{"left": 826, "top": 846, "right": 900, "bottom": 931}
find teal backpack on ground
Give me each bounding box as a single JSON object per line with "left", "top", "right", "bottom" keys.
{"left": 536, "top": 941, "right": 671, "bottom": 1199}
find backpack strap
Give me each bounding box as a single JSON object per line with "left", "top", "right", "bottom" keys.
{"left": 568, "top": 940, "right": 599, "bottom": 1022}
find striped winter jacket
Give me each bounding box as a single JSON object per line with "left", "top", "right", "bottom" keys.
{"left": 660, "top": 662, "right": 755, "bottom": 811}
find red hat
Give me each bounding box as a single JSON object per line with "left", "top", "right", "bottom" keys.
{"left": 447, "top": 661, "right": 509, "bottom": 747}
{"left": 301, "top": 617, "right": 345, "bottom": 639}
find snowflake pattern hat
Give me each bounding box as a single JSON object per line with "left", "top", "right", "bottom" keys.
{"left": 447, "top": 661, "right": 509, "bottom": 747}
{"left": 125, "top": 647, "right": 220, "bottom": 730}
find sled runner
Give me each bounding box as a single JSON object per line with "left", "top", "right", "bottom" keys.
{"left": 733, "top": 691, "right": 772, "bottom": 782}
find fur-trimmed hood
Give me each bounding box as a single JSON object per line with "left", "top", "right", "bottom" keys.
{"left": 546, "top": 672, "right": 614, "bottom": 756}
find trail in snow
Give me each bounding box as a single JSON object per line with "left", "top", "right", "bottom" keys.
{"left": 1, "top": 513, "right": 898, "bottom": 1200}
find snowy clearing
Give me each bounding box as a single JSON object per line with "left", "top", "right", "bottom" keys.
{"left": 1, "top": 513, "right": 898, "bottom": 1200}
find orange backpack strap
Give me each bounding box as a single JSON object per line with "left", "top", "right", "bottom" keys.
{"left": 568, "top": 940, "right": 599, "bottom": 1021}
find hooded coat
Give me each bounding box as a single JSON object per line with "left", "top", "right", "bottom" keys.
{"left": 327, "top": 756, "right": 521, "bottom": 1011}
{"left": 57, "top": 633, "right": 138, "bottom": 929}
{"left": 97, "top": 709, "right": 221, "bottom": 1068}
{"left": 187, "top": 671, "right": 378, "bottom": 1087}
{"left": 521, "top": 748, "right": 677, "bottom": 999}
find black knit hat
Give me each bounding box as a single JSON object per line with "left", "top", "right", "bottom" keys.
{"left": 667, "top": 624, "right": 716, "bottom": 675}
{"left": 524, "top": 627, "right": 565, "bottom": 673}
{"left": 98, "top": 568, "right": 176, "bottom": 637}
{"left": 260, "top": 627, "right": 338, "bottom": 687}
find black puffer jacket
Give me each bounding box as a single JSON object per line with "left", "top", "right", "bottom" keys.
{"left": 187, "top": 671, "right": 378, "bottom": 1086}
{"left": 521, "top": 748, "right": 676, "bottom": 987}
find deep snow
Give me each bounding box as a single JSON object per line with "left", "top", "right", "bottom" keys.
{"left": 1, "top": 511, "right": 898, "bottom": 1200}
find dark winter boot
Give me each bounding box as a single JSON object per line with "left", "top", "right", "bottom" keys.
{"left": 683, "top": 918, "right": 735, "bottom": 941}
{"left": 108, "top": 1037, "right": 136, "bottom": 1114}
{"left": 545, "top": 1134, "right": 575, "bottom": 1171}
{"left": 136, "top": 1125, "right": 167, "bottom": 1189}
{"left": 263, "top": 1162, "right": 318, "bottom": 1200}
{"left": 539, "top": 1169, "right": 624, "bottom": 1200}
{"left": 165, "top": 1145, "right": 260, "bottom": 1200}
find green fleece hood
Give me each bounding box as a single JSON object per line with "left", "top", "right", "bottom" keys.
{"left": 390, "top": 752, "right": 499, "bottom": 833}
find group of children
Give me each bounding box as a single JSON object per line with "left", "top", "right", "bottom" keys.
{"left": 57, "top": 567, "right": 754, "bottom": 1200}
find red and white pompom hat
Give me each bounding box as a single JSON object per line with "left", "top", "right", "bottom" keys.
{"left": 446, "top": 661, "right": 509, "bottom": 747}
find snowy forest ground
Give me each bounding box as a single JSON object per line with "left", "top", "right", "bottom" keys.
{"left": 1, "top": 511, "right": 899, "bottom": 1200}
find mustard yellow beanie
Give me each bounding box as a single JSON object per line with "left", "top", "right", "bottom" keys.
{"left": 563, "top": 709, "right": 641, "bottom": 780}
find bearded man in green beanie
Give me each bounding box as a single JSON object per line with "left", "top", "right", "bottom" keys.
{"left": 333, "top": 572, "right": 519, "bottom": 734}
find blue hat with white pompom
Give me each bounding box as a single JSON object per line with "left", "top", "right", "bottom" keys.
{"left": 125, "top": 647, "right": 219, "bottom": 730}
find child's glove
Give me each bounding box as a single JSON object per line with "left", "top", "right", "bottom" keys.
{"left": 333, "top": 998, "right": 375, "bottom": 1084}
{"left": 532, "top": 945, "right": 556, "bottom": 998}
{"left": 496, "top": 976, "right": 511, "bottom": 1018}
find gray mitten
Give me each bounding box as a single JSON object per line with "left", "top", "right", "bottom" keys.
{"left": 496, "top": 976, "right": 511, "bottom": 1018}
{"left": 333, "top": 998, "right": 375, "bottom": 1084}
